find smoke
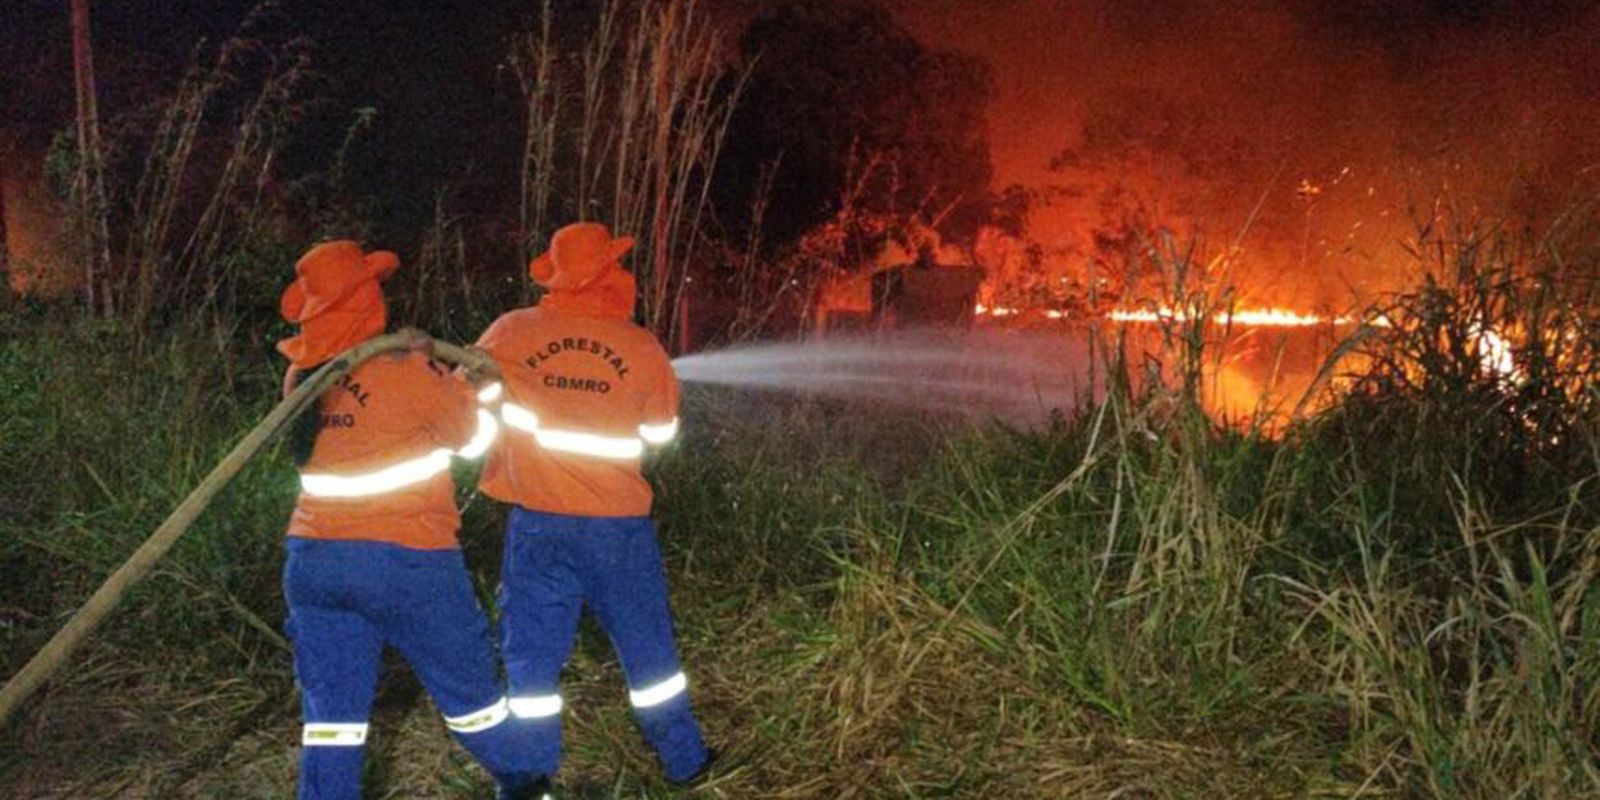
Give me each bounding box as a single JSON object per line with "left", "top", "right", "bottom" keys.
{"left": 888, "top": 0, "right": 1600, "bottom": 306}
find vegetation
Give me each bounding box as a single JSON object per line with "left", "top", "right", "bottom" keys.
{"left": 5, "top": 2, "right": 1599, "bottom": 798}
{"left": 716, "top": 0, "right": 996, "bottom": 247}
{"left": 509, "top": 0, "right": 744, "bottom": 346}
{"left": 5, "top": 210, "right": 1599, "bottom": 797}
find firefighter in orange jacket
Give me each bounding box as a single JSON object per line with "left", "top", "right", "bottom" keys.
{"left": 475, "top": 223, "right": 710, "bottom": 784}
{"left": 277, "top": 241, "right": 546, "bottom": 800}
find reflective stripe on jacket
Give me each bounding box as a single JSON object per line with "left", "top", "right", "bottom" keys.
{"left": 288, "top": 351, "right": 484, "bottom": 549}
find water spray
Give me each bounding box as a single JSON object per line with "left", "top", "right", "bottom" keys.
{"left": 671, "top": 328, "right": 1097, "bottom": 424}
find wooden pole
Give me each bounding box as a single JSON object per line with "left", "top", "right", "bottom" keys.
{"left": 0, "top": 333, "right": 499, "bottom": 726}
{"left": 69, "top": 0, "right": 112, "bottom": 315}
{"left": 649, "top": 2, "right": 676, "bottom": 341}
{"left": 0, "top": 132, "right": 10, "bottom": 302}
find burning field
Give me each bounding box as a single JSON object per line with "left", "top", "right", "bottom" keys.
{"left": 9, "top": 220, "right": 1600, "bottom": 797}
{"left": 5, "top": 0, "right": 1600, "bottom": 798}
{"left": 896, "top": 0, "right": 1600, "bottom": 302}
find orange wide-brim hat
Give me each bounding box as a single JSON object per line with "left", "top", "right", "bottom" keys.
{"left": 277, "top": 240, "right": 399, "bottom": 368}
{"left": 281, "top": 240, "right": 399, "bottom": 324}
{"left": 530, "top": 222, "right": 635, "bottom": 291}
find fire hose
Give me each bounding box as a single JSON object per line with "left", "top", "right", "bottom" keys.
{"left": 0, "top": 331, "right": 499, "bottom": 726}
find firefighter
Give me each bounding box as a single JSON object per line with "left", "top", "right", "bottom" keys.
{"left": 276, "top": 240, "right": 547, "bottom": 800}
{"left": 474, "top": 222, "right": 711, "bottom": 785}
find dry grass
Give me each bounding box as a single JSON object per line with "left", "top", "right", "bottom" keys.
{"left": 113, "top": 7, "right": 312, "bottom": 332}
{"left": 509, "top": 0, "right": 746, "bottom": 346}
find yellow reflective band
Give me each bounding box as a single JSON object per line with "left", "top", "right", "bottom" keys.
{"left": 302, "top": 722, "right": 368, "bottom": 746}
{"left": 629, "top": 672, "right": 688, "bottom": 709}
{"left": 638, "top": 418, "right": 679, "bottom": 445}
{"left": 300, "top": 449, "right": 453, "bottom": 498}
{"left": 477, "top": 382, "right": 504, "bottom": 404}
{"left": 535, "top": 428, "right": 644, "bottom": 460}
{"left": 443, "top": 697, "right": 510, "bottom": 733}
{"left": 507, "top": 694, "right": 563, "bottom": 719}
{"left": 455, "top": 409, "right": 500, "bottom": 459}
{"left": 501, "top": 402, "right": 541, "bottom": 433}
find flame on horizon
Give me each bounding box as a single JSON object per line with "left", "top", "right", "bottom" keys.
{"left": 975, "top": 303, "right": 1372, "bottom": 328}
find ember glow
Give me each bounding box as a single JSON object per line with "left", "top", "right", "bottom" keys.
{"left": 1476, "top": 325, "right": 1518, "bottom": 380}
{"left": 973, "top": 301, "right": 1521, "bottom": 398}
{"left": 1105, "top": 307, "right": 1350, "bottom": 327}
{"left": 1218, "top": 309, "right": 1342, "bottom": 328}
{"left": 975, "top": 304, "right": 1363, "bottom": 328}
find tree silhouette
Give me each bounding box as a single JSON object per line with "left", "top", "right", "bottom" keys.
{"left": 716, "top": 0, "right": 994, "bottom": 249}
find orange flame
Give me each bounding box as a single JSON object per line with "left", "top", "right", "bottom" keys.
{"left": 973, "top": 304, "right": 1368, "bottom": 327}
{"left": 1105, "top": 306, "right": 1354, "bottom": 326}
{"left": 1474, "top": 325, "right": 1518, "bottom": 379}
{"left": 974, "top": 304, "right": 1518, "bottom": 381}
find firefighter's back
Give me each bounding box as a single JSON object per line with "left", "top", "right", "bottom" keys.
{"left": 478, "top": 306, "right": 679, "bottom": 518}
{"left": 289, "top": 350, "right": 475, "bottom": 549}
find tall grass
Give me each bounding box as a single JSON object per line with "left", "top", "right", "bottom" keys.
{"left": 510, "top": 0, "right": 746, "bottom": 347}
{"left": 112, "top": 9, "right": 313, "bottom": 332}
{"left": 0, "top": 309, "right": 298, "bottom": 797}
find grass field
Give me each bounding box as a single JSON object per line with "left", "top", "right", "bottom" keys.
{"left": 3, "top": 226, "right": 1599, "bottom": 798}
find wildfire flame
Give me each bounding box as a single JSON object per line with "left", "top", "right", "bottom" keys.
{"left": 1106, "top": 306, "right": 1355, "bottom": 326}
{"left": 974, "top": 304, "right": 1066, "bottom": 319}
{"left": 975, "top": 304, "right": 1360, "bottom": 327}
{"left": 972, "top": 304, "right": 1518, "bottom": 380}
{"left": 1474, "top": 325, "right": 1517, "bottom": 379}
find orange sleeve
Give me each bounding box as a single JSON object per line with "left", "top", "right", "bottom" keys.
{"left": 476, "top": 314, "right": 527, "bottom": 381}
{"left": 642, "top": 340, "right": 679, "bottom": 425}
{"left": 422, "top": 356, "right": 478, "bottom": 450}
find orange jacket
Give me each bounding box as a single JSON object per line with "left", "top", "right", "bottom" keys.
{"left": 475, "top": 222, "right": 678, "bottom": 517}
{"left": 476, "top": 307, "right": 678, "bottom": 517}
{"left": 287, "top": 351, "right": 482, "bottom": 549}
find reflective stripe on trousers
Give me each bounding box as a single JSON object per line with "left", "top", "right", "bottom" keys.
{"left": 302, "top": 722, "right": 368, "bottom": 746}
{"left": 629, "top": 671, "right": 688, "bottom": 709}
{"left": 443, "top": 696, "right": 511, "bottom": 733}
{"left": 508, "top": 693, "right": 564, "bottom": 719}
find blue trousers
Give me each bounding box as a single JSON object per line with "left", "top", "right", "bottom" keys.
{"left": 499, "top": 508, "right": 708, "bottom": 782}
{"left": 284, "top": 537, "right": 541, "bottom": 799}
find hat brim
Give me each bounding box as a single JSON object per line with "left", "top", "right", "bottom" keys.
{"left": 530, "top": 251, "right": 557, "bottom": 285}
{"left": 364, "top": 251, "right": 400, "bottom": 281}
{"left": 280, "top": 281, "right": 309, "bottom": 323}
{"left": 530, "top": 235, "right": 636, "bottom": 289}
{"left": 608, "top": 236, "right": 636, "bottom": 262}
